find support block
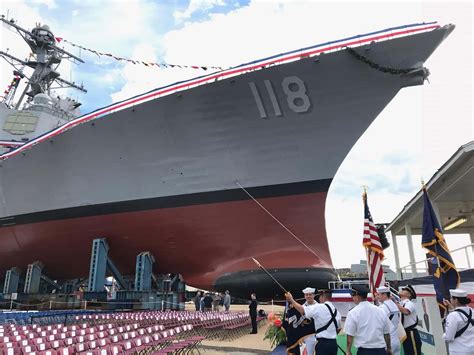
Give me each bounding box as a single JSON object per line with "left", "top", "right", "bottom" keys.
{"left": 3, "top": 267, "right": 21, "bottom": 294}
{"left": 135, "top": 252, "right": 155, "bottom": 291}
{"left": 87, "top": 238, "right": 109, "bottom": 292}
{"left": 24, "top": 261, "right": 43, "bottom": 294}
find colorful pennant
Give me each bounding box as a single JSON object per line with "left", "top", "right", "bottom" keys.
{"left": 56, "top": 38, "right": 226, "bottom": 71}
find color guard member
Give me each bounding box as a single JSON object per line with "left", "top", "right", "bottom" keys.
{"left": 285, "top": 287, "right": 318, "bottom": 355}
{"left": 376, "top": 286, "right": 401, "bottom": 355}
{"left": 313, "top": 289, "right": 341, "bottom": 355}
{"left": 286, "top": 288, "right": 341, "bottom": 355}
{"left": 396, "top": 285, "right": 421, "bottom": 355}
{"left": 443, "top": 288, "right": 474, "bottom": 355}
{"left": 344, "top": 285, "right": 392, "bottom": 355}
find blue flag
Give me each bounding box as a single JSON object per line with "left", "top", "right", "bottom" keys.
{"left": 421, "top": 188, "right": 460, "bottom": 317}
{"left": 282, "top": 302, "right": 315, "bottom": 354}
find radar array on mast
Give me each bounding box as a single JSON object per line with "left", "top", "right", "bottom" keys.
{"left": 0, "top": 15, "right": 86, "bottom": 110}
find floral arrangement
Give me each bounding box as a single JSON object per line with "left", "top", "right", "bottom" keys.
{"left": 263, "top": 312, "right": 286, "bottom": 347}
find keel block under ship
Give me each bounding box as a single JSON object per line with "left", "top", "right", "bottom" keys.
{"left": 0, "top": 22, "right": 454, "bottom": 299}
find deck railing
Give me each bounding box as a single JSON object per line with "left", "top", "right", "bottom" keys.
{"left": 399, "top": 243, "right": 474, "bottom": 279}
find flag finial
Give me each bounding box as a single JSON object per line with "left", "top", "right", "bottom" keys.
{"left": 421, "top": 178, "right": 426, "bottom": 190}
{"left": 362, "top": 185, "right": 368, "bottom": 200}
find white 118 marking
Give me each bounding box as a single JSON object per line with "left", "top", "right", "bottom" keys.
{"left": 249, "top": 76, "right": 311, "bottom": 118}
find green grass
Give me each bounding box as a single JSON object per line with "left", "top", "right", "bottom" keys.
{"left": 336, "top": 335, "right": 406, "bottom": 354}
{"left": 336, "top": 335, "right": 357, "bottom": 353}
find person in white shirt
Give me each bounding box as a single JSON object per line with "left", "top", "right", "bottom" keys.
{"left": 286, "top": 288, "right": 342, "bottom": 354}
{"left": 396, "top": 285, "right": 421, "bottom": 355}
{"left": 312, "top": 289, "right": 341, "bottom": 355}
{"left": 344, "top": 285, "right": 392, "bottom": 355}
{"left": 376, "top": 286, "right": 401, "bottom": 355}
{"left": 442, "top": 288, "right": 474, "bottom": 355}
{"left": 284, "top": 287, "right": 318, "bottom": 354}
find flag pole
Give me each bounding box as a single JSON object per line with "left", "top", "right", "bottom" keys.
{"left": 251, "top": 257, "right": 289, "bottom": 294}
{"left": 362, "top": 188, "right": 374, "bottom": 296}
{"left": 421, "top": 181, "right": 460, "bottom": 318}
{"left": 422, "top": 182, "right": 444, "bottom": 296}
{"left": 365, "top": 247, "right": 374, "bottom": 295}
{"left": 422, "top": 183, "right": 445, "bottom": 316}
{"left": 252, "top": 259, "right": 346, "bottom": 354}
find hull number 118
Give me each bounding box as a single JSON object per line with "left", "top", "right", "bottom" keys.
{"left": 248, "top": 76, "right": 311, "bottom": 119}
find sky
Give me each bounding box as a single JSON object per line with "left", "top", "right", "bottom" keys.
{"left": 0, "top": 0, "right": 473, "bottom": 272}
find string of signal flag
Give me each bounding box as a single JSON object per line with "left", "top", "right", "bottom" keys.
{"left": 0, "top": 74, "right": 21, "bottom": 101}
{"left": 55, "top": 37, "right": 227, "bottom": 71}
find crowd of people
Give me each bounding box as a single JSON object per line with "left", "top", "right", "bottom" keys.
{"left": 193, "top": 290, "right": 231, "bottom": 312}
{"left": 191, "top": 284, "right": 473, "bottom": 354}
{"left": 192, "top": 290, "right": 260, "bottom": 335}
{"left": 284, "top": 285, "right": 473, "bottom": 355}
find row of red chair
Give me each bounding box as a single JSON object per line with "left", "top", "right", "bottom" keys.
{"left": 1, "top": 309, "right": 252, "bottom": 354}
{"left": 1, "top": 323, "right": 199, "bottom": 355}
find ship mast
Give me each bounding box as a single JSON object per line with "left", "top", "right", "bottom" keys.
{"left": 0, "top": 15, "right": 87, "bottom": 110}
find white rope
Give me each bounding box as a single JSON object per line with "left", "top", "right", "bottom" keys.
{"left": 235, "top": 181, "right": 341, "bottom": 281}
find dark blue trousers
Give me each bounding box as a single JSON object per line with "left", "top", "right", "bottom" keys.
{"left": 357, "top": 348, "right": 387, "bottom": 355}
{"left": 315, "top": 338, "right": 337, "bottom": 355}
{"left": 403, "top": 328, "right": 422, "bottom": 355}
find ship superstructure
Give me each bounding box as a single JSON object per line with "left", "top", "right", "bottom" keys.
{"left": 0, "top": 15, "right": 86, "bottom": 153}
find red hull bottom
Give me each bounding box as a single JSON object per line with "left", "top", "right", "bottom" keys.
{"left": 0, "top": 192, "right": 333, "bottom": 292}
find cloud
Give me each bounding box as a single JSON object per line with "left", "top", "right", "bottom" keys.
{"left": 29, "top": 0, "right": 57, "bottom": 9}
{"left": 325, "top": 190, "right": 414, "bottom": 268}
{"left": 161, "top": 1, "right": 423, "bottom": 68}
{"left": 173, "top": 0, "right": 225, "bottom": 22}
{"left": 51, "top": 0, "right": 163, "bottom": 55}
{"left": 109, "top": 43, "right": 207, "bottom": 103}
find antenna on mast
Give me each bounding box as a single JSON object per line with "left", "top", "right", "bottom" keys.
{"left": 0, "top": 15, "right": 86, "bottom": 110}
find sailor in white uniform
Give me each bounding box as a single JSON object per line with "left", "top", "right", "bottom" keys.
{"left": 396, "top": 285, "right": 421, "bottom": 355}
{"left": 310, "top": 289, "right": 341, "bottom": 355}
{"left": 345, "top": 285, "right": 392, "bottom": 355}
{"left": 286, "top": 287, "right": 318, "bottom": 354}
{"left": 301, "top": 287, "right": 317, "bottom": 355}
{"left": 443, "top": 288, "right": 474, "bottom": 355}
{"left": 285, "top": 287, "right": 341, "bottom": 355}
{"left": 376, "top": 286, "right": 401, "bottom": 355}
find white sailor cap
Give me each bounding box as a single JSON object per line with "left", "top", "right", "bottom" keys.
{"left": 376, "top": 286, "right": 390, "bottom": 293}
{"left": 302, "top": 287, "right": 316, "bottom": 294}
{"left": 449, "top": 289, "right": 468, "bottom": 298}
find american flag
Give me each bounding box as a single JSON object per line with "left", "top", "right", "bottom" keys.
{"left": 363, "top": 193, "right": 385, "bottom": 294}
